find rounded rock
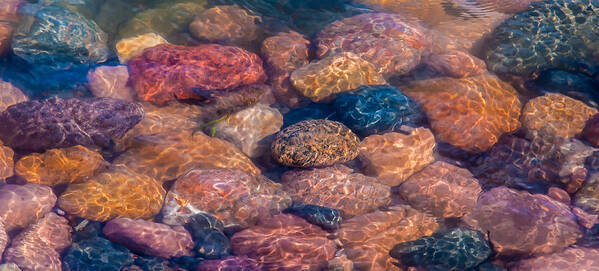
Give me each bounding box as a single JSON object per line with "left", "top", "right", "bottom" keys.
{"left": 87, "top": 65, "right": 135, "bottom": 101}
{"left": 0, "top": 183, "right": 56, "bottom": 232}
{"left": 115, "top": 33, "right": 168, "bottom": 64}
{"left": 189, "top": 5, "right": 263, "bottom": 47}
{"left": 0, "top": 80, "right": 28, "bottom": 113}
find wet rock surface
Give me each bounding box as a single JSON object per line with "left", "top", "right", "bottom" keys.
{"left": 62, "top": 236, "right": 135, "bottom": 271}
{"left": 423, "top": 50, "right": 487, "bottom": 78}
{"left": 0, "top": 183, "right": 56, "bottom": 232}
{"left": 183, "top": 213, "right": 231, "bottom": 260}
{"left": 283, "top": 202, "right": 342, "bottom": 231}
{"left": 0, "top": 80, "right": 28, "bottom": 113}
{"left": 512, "top": 247, "right": 599, "bottom": 271}
{"left": 87, "top": 65, "right": 135, "bottom": 101}
{"left": 195, "top": 256, "right": 260, "bottom": 271}
{"left": 0, "top": 143, "right": 14, "bottom": 182}
{"left": 115, "top": 33, "right": 168, "bottom": 64}
{"left": 189, "top": 5, "right": 263, "bottom": 47}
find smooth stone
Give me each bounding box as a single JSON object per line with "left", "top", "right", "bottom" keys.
{"left": 512, "top": 247, "right": 599, "bottom": 271}
{"left": 184, "top": 213, "right": 230, "bottom": 260}
{"left": 115, "top": 33, "right": 168, "bottom": 64}
{"left": 189, "top": 5, "right": 263, "bottom": 47}
{"left": 0, "top": 183, "right": 56, "bottom": 232}
{"left": 87, "top": 65, "right": 135, "bottom": 101}
{"left": 0, "top": 80, "right": 28, "bottom": 113}
{"left": 283, "top": 202, "right": 342, "bottom": 231}
{"left": 62, "top": 236, "right": 135, "bottom": 271}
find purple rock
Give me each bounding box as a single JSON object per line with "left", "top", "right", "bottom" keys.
{"left": 103, "top": 218, "right": 194, "bottom": 259}
{"left": 0, "top": 218, "right": 6, "bottom": 257}
{"left": 0, "top": 183, "right": 56, "bottom": 232}
{"left": 0, "top": 97, "right": 144, "bottom": 151}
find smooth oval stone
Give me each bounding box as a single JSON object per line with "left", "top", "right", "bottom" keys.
{"left": 284, "top": 202, "right": 342, "bottom": 231}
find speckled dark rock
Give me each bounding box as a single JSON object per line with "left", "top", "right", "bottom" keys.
{"left": 333, "top": 85, "right": 424, "bottom": 136}
{"left": 284, "top": 202, "right": 342, "bottom": 231}
{"left": 0, "top": 97, "right": 144, "bottom": 152}
{"left": 271, "top": 119, "right": 360, "bottom": 168}
{"left": 483, "top": 0, "right": 599, "bottom": 77}
{"left": 11, "top": 4, "right": 109, "bottom": 70}
{"left": 62, "top": 237, "right": 135, "bottom": 271}
{"left": 390, "top": 228, "right": 492, "bottom": 271}
{"left": 184, "top": 213, "right": 231, "bottom": 260}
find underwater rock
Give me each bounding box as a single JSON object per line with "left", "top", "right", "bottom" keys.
{"left": 397, "top": 161, "right": 482, "bottom": 218}
{"left": 184, "top": 213, "right": 230, "bottom": 259}
{"left": 11, "top": 4, "right": 109, "bottom": 70}
{"left": 15, "top": 145, "right": 108, "bottom": 187}
{"left": 0, "top": 97, "right": 144, "bottom": 152}
{"left": 115, "top": 33, "right": 168, "bottom": 64}
{"left": 283, "top": 202, "right": 342, "bottom": 231}
{"left": 359, "top": 127, "right": 435, "bottom": 186}
{"left": 58, "top": 166, "right": 165, "bottom": 221}
{"left": 338, "top": 204, "right": 439, "bottom": 270}
{"left": 282, "top": 102, "right": 338, "bottom": 128}
{"left": 128, "top": 43, "right": 267, "bottom": 104}
{"left": 213, "top": 104, "right": 283, "bottom": 158}
{"left": 271, "top": 119, "right": 360, "bottom": 168}
{"left": 333, "top": 85, "right": 425, "bottom": 136}
{"left": 529, "top": 69, "right": 599, "bottom": 107}
{"left": 189, "top": 5, "right": 263, "bottom": 47}
{"left": 281, "top": 165, "right": 391, "bottom": 217}
{"left": 161, "top": 169, "right": 291, "bottom": 229}
{"left": 575, "top": 172, "right": 599, "bottom": 214}
{"left": 476, "top": 0, "right": 543, "bottom": 13}
{"left": 483, "top": 0, "right": 599, "bottom": 77}
{"left": 0, "top": 0, "right": 22, "bottom": 56}
{"left": 521, "top": 93, "right": 597, "bottom": 139}
{"left": 572, "top": 207, "right": 598, "bottom": 229}
{"left": 0, "top": 143, "right": 14, "bottom": 182}
{"left": 103, "top": 218, "right": 194, "bottom": 259}
{"left": 261, "top": 31, "right": 310, "bottom": 107}
{"left": 463, "top": 186, "right": 582, "bottom": 258}
{"left": 0, "top": 218, "right": 6, "bottom": 257}
{"left": 389, "top": 228, "right": 492, "bottom": 271}
{"left": 0, "top": 80, "right": 28, "bottom": 113}
{"left": 196, "top": 256, "right": 260, "bottom": 271}
{"left": 113, "top": 131, "right": 261, "bottom": 183}
{"left": 62, "top": 236, "right": 135, "bottom": 271}
{"left": 404, "top": 74, "right": 522, "bottom": 152}
{"left": 3, "top": 213, "right": 72, "bottom": 271}
{"left": 87, "top": 65, "right": 135, "bottom": 101}
{"left": 583, "top": 114, "right": 599, "bottom": 147}
{"left": 290, "top": 52, "right": 386, "bottom": 102}
{"left": 512, "top": 247, "right": 599, "bottom": 271}
{"left": 0, "top": 183, "right": 56, "bottom": 232}
{"left": 230, "top": 214, "right": 336, "bottom": 271}
{"left": 316, "top": 13, "right": 427, "bottom": 77}
{"left": 423, "top": 50, "right": 487, "bottom": 78}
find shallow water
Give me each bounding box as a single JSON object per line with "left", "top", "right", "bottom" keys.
{"left": 1, "top": 0, "right": 599, "bottom": 270}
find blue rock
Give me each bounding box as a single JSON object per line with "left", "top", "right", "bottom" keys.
{"left": 389, "top": 228, "right": 492, "bottom": 271}
{"left": 184, "top": 213, "right": 231, "bottom": 260}
{"left": 333, "top": 85, "right": 424, "bottom": 136}
{"left": 62, "top": 237, "right": 135, "bottom": 271}
{"left": 282, "top": 102, "right": 338, "bottom": 129}
{"left": 284, "top": 202, "right": 342, "bottom": 231}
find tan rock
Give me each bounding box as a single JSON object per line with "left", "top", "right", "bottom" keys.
{"left": 189, "top": 5, "right": 263, "bottom": 46}
{"left": 359, "top": 127, "right": 435, "bottom": 186}
{"left": 115, "top": 32, "right": 168, "bottom": 63}
{"left": 87, "top": 65, "right": 135, "bottom": 101}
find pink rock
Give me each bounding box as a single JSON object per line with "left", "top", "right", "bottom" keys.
{"left": 463, "top": 186, "right": 582, "bottom": 258}
{"left": 0, "top": 183, "right": 56, "bottom": 232}
{"left": 512, "top": 247, "right": 599, "bottom": 271}
{"left": 572, "top": 207, "right": 598, "bottom": 229}
{"left": 423, "top": 50, "right": 487, "bottom": 78}
{"left": 547, "top": 187, "right": 571, "bottom": 205}
{"left": 195, "top": 256, "right": 261, "bottom": 271}
{"left": 3, "top": 213, "right": 72, "bottom": 271}
{"left": 396, "top": 161, "right": 482, "bottom": 218}
{"left": 87, "top": 65, "right": 134, "bottom": 101}
{"left": 103, "top": 218, "right": 194, "bottom": 258}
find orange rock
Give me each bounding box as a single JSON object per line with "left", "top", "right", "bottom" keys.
{"left": 16, "top": 145, "right": 108, "bottom": 186}
{"left": 290, "top": 52, "right": 386, "bottom": 102}
{"left": 359, "top": 127, "right": 435, "bottom": 186}
{"left": 230, "top": 214, "right": 337, "bottom": 270}
{"left": 0, "top": 143, "right": 13, "bottom": 181}
{"left": 58, "top": 166, "right": 165, "bottom": 221}
{"left": 115, "top": 33, "right": 168, "bottom": 63}
{"left": 404, "top": 74, "right": 522, "bottom": 152}
{"left": 281, "top": 164, "right": 391, "bottom": 217}
{"left": 189, "top": 5, "right": 263, "bottom": 47}
{"left": 113, "top": 131, "right": 260, "bottom": 183}
{"left": 338, "top": 204, "right": 439, "bottom": 270}
{"left": 0, "top": 79, "right": 28, "bottom": 113}
{"left": 423, "top": 50, "right": 487, "bottom": 78}
{"left": 521, "top": 93, "right": 597, "bottom": 139}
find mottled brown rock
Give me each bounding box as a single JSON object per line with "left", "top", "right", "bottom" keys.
{"left": 0, "top": 143, "right": 14, "bottom": 181}
{"left": 281, "top": 165, "right": 391, "bottom": 217}
{"left": 114, "top": 132, "right": 260, "bottom": 183}
{"left": 582, "top": 114, "right": 599, "bottom": 147}
{"left": 358, "top": 127, "right": 435, "bottom": 186}
{"left": 271, "top": 119, "right": 360, "bottom": 168}
{"left": 404, "top": 74, "right": 522, "bottom": 152}
{"left": 214, "top": 104, "right": 283, "bottom": 158}
{"left": 290, "top": 52, "right": 386, "bottom": 102}
{"left": 15, "top": 145, "right": 108, "bottom": 186}
{"left": 338, "top": 205, "right": 439, "bottom": 270}
{"left": 521, "top": 93, "right": 597, "bottom": 139}
{"left": 463, "top": 186, "right": 582, "bottom": 258}
{"left": 0, "top": 80, "right": 28, "bottom": 113}
{"left": 512, "top": 247, "right": 599, "bottom": 271}
{"left": 103, "top": 218, "right": 193, "bottom": 258}
{"left": 196, "top": 256, "right": 261, "bottom": 271}
{"left": 161, "top": 169, "right": 291, "bottom": 229}
{"left": 230, "top": 214, "right": 336, "bottom": 270}
{"left": 3, "top": 213, "right": 72, "bottom": 271}
{"left": 424, "top": 50, "right": 487, "bottom": 78}
{"left": 397, "top": 161, "right": 482, "bottom": 218}
{"left": 189, "top": 5, "right": 263, "bottom": 47}
{"left": 261, "top": 31, "right": 310, "bottom": 107}
{"left": 58, "top": 166, "right": 165, "bottom": 221}
{"left": 115, "top": 33, "right": 168, "bottom": 64}
{"left": 0, "top": 183, "right": 56, "bottom": 232}
{"left": 87, "top": 65, "right": 135, "bottom": 101}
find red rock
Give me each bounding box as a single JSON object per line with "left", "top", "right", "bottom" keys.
{"left": 261, "top": 31, "right": 310, "bottom": 107}
{"left": 189, "top": 5, "right": 263, "bottom": 47}
{"left": 281, "top": 165, "right": 391, "bottom": 218}
{"left": 0, "top": 80, "right": 28, "bottom": 113}
{"left": 87, "top": 65, "right": 134, "bottom": 101}
{"left": 103, "top": 218, "right": 194, "bottom": 259}
{"left": 463, "top": 186, "right": 582, "bottom": 258}
{"left": 572, "top": 207, "right": 598, "bottom": 229}
{"left": 512, "top": 247, "right": 599, "bottom": 271}
{"left": 161, "top": 169, "right": 291, "bottom": 229}
{"left": 338, "top": 205, "right": 439, "bottom": 270}
{"left": 582, "top": 114, "right": 599, "bottom": 147}
{"left": 423, "top": 51, "right": 487, "bottom": 78}
{"left": 316, "top": 13, "right": 427, "bottom": 77}
{"left": 195, "top": 256, "right": 261, "bottom": 271}
{"left": 396, "top": 161, "right": 482, "bottom": 218}
{"left": 547, "top": 187, "right": 571, "bottom": 205}
{"left": 230, "top": 214, "right": 336, "bottom": 270}
{"left": 0, "top": 183, "right": 56, "bottom": 232}
{"left": 3, "top": 213, "right": 72, "bottom": 271}
{"left": 128, "top": 43, "right": 267, "bottom": 104}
